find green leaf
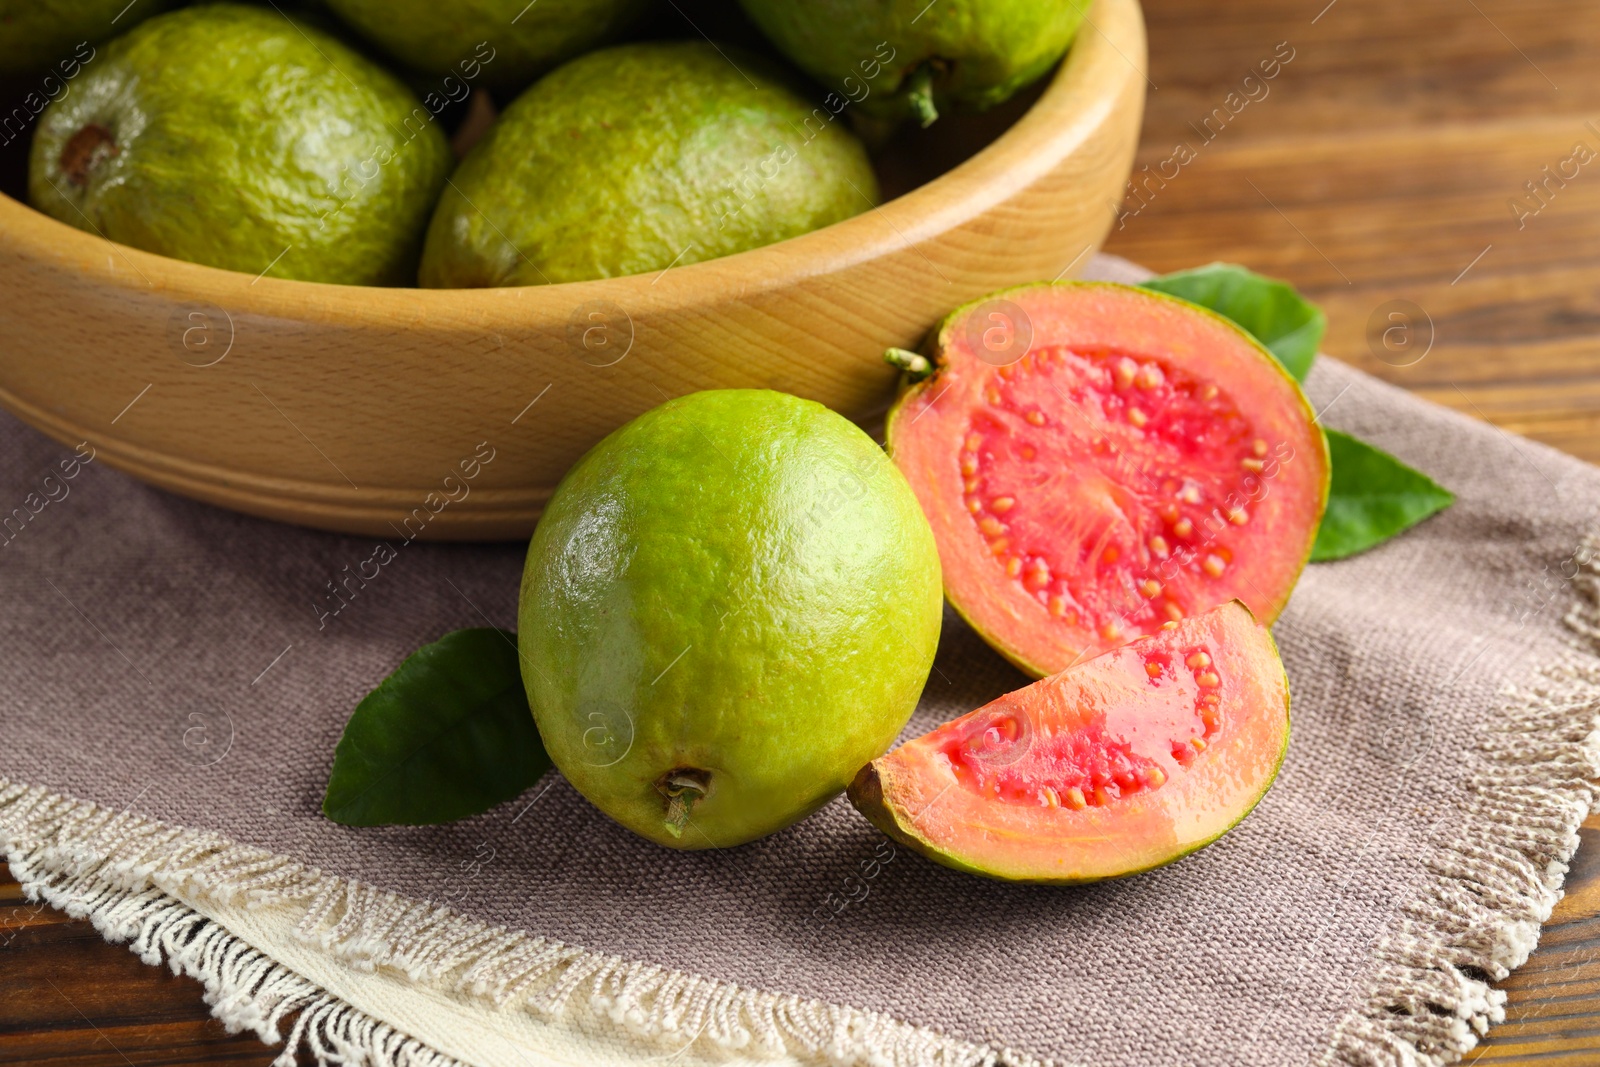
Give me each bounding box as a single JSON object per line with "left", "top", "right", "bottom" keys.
{"left": 1311, "top": 430, "right": 1455, "bottom": 561}
{"left": 323, "top": 628, "right": 550, "bottom": 827}
{"left": 1142, "top": 262, "right": 1326, "bottom": 381}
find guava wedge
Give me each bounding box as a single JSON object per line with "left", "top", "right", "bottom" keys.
{"left": 848, "top": 601, "right": 1288, "bottom": 883}
{"left": 887, "top": 282, "right": 1329, "bottom": 678}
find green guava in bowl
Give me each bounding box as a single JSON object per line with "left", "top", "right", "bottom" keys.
{"left": 736, "top": 0, "right": 1088, "bottom": 126}
{"left": 419, "top": 40, "right": 879, "bottom": 288}
{"left": 28, "top": 3, "right": 452, "bottom": 285}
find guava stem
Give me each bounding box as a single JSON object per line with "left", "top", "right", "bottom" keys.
{"left": 884, "top": 347, "right": 933, "bottom": 381}
{"left": 658, "top": 769, "right": 710, "bottom": 838}
{"left": 904, "top": 65, "right": 940, "bottom": 128}
{"left": 664, "top": 794, "right": 692, "bottom": 838}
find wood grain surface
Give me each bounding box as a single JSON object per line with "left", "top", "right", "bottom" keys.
{"left": 1103, "top": 0, "right": 1600, "bottom": 468}
{"left": 4, "top": 0, "right": 1599, "bottom": 1064}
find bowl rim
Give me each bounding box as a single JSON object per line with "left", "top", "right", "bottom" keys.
{"left": 0, "top": 0, "right": 1141, "bottom": 323}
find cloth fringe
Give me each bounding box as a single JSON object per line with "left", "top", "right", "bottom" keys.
{"left": 1324, "top": 538, "right": 1600, "bottom": 1065}
{"left": 9, "top": 548, "right": 1600, "bottom": 1067}
{"left": 0, "top": 780, "right": 1027, "bottom": 1067}
{"left": 3, "top": 834, "right": 461, "bottom": 1067}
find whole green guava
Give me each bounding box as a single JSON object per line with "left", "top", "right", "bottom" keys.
{"left": 736, "top": 0, "right": 1088, "bottom": 126}
{"left": 518, "top": 390, "right": 943, "bottom": 849}
{"left": 28, "top": 3, "right": 453, "bottom": 286}
{"left": 0, "top": 0, "right": 178, "bottom": 76}
{"left": 419, "top": 41, "right": 879, "bottom": 288}
{"left": 321, "top": 0, "right": 654, "bottom": 95}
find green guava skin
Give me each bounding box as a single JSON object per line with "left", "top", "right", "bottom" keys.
{"left": 736, "top": 0, "right": 1087, "bottom": 124}
{"left": 419, "top": 41, "right": 879, "bottom": 288}
{"left": 321, "top": 0, "right": 653, "bottom": 95}
{"left": 0, "top": 0, "right": 178, "bottom": 75}
{"left": 518, "top": 390, "right": 943, "bottom": 850}
{"left": 28, "top": 3, "right": 453, "bottom": 286}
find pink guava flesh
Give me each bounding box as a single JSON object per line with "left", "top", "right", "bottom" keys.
{"left": 887, "top": 282, "right": 1329, "bottom": 678}
{"left": 848, "top": 601, "right": 1289, "bottom": 883}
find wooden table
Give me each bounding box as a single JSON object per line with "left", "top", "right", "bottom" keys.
{"left": 1106, "top": 5, "right": 1600, "bottom": 1057}
{"left": 3, "top": 0, "right": 1598, "bottom": 1062}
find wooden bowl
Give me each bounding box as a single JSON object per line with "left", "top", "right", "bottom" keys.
{"left": 0, "top": 0, "right": 1145, "bottom": 540}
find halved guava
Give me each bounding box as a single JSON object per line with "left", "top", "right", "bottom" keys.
{"left": 848, "top": 601, "right": 1288, "bottom": 883}
{"left": 887, "top": 282, "right": 1329, "bottom": 678}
